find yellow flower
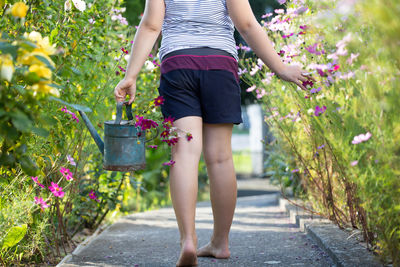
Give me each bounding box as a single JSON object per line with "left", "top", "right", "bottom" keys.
{"left": 11, "top": 2, "right": 28, "bottom": 18}
{"left": 23, "top": 31, "right": 56, "bottom": 55}
{"left": 29, "top": 81, "right": 60, "bottom": 97}
{"left": 18, "top": 51, "right": 56, "bottom": 68}
{"left": 28, "top": 64, "right": 52, "bottom": 79}
{"left": 0, "top": 54, "right": 14, "bottom": 82}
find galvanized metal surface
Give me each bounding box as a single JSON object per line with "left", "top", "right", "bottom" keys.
{"left": 78, "top": 102, "right": 150, "bottom": 172}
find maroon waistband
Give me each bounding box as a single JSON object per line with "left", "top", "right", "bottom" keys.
{"left": 160, "top": 54, "right": 239, "bottom": 82}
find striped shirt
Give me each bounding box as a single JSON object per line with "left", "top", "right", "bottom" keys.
{"left": 159, "top": 0, "right": 238, "bottom": 61}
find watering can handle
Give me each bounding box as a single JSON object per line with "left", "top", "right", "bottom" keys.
{"left": 114, "top": 101, "right": 134, "bottom": 125}
{"left": 144, "top": 127, "right": 160, "bottom": 143}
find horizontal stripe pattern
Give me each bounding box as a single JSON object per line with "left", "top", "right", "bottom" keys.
{"left": 161, "top": 55, "right": 240, "bottom": 82}
{"left": 159, "top": 0, "right": 238, "bottom": 61}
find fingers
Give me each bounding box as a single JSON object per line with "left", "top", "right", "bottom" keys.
{"left": 301, "top": 72, "right": 317, "bottom": 82}
{"left": 298, "top": 75, "right": 308, "bottom": 82}
{"left": 114, "top": 87, "right": 125, "bottom": 103}
{"left": 295, "top": 80, "right": 307, "bottom": 91}
{"left": 127, "top": 95, "right": 135, "bottom": 105}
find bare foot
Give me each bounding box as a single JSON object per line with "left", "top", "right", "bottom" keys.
{"left": 196, "top": 241, "right": 230, "bottom": 259}
{"left": 176, "top": 238, "right": 198, "bottom": 267}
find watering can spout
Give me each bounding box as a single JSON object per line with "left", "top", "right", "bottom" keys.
{"left": 78, "top": 110, "right": 104, "bottom": 155}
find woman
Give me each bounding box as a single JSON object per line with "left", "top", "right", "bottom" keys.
{"left": 114, "top": 0, "right": 313, "bottom": 266}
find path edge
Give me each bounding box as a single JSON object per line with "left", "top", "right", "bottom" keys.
{"left": 56, "top": 222, "right": 111, "bottom": 267}
{"left": 279, "top": 197, "right": 384, "bottom": 267}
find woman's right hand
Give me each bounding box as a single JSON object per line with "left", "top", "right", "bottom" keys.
{"left": 276, "top": 64, "right": 316, "bottom": 91}
{"left": 114, "top": 77, "right": 137, "bottom": 105}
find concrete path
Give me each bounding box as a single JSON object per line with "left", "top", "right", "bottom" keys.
{"left": 60, "top": 179, "right": 334, "bottom": 267}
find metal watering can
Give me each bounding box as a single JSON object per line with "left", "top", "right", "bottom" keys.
{"left": 78, "top": 102, "right": 157, "bottom": 172}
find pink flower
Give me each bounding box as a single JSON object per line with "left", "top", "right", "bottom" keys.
{"left": 34, "top": 197, "right": 49, "bottom": 211}
{"left": 314, "top": 106, "right": 327, "bottom": 116}
{"left": 261, "top": 12, "right": 273, "bottom": 18}
{"left": 350, "top": 160, "right": 358, "bottom": 166}
{"left": 162, "top": 160, "right": 176, "bottom": 166}
{"left": 305, "top": 43, "right": 325, "bottom": 55}
{"left": 277, "top": 0, "right": 286, "bottom": 4}
{"left": 89, "top": 190, "right": 100, "bottom": 202}
{"left": 67, "top": 155, "right": 76, "bottom": 166}
{"left": 48, "top": 182, "right": 65, "bottom": 198}
{"left": 148, "top": 145, "right": 158, "bottom": 149}
{"left": 154, "top": 96, "right": 165, "bottom": 107}
{"left": 60, "top": 167, "right": 74, "bottom": 181}
{"left": 186, "top": 133, "right": 193, "bottom": 141}
{"left": 351, "top": 132, "right": 372, "bottom": 144}
{"left": 246, "top": 85, "right": 256, "bottom": 92}
{"left": 31, "top": 176, "right": 45, "bottom": 188}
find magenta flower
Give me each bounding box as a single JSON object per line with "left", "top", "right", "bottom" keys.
{"left": 34, "top": 197, "right": 49, "bottom": 211}
{"left": 162, "top": 160, "right": 176, "bottom": 166}
{"left": 148, "top": 145, "right": 158, "bottom": 149}
{"left": 162, "top": 116, "right": 175, "bottom": 129}
{"left": 282, "top": 33, "right": 294, "bottom": 39}
{"left": 351, "top": 132, "right": 372, "bottom": 144}
{"left": 135, "top": 115, "right": 159, "bottom": 131}
{"left": 154, "top": 96, "right": 165, "bottom": 107}
{"left": 186, "top": 133, "right": 193, "bottom": 141}
{"left": 314, "top": 106, "right": 327, "bottom": 116}
{"left": 48, "top": 182, "right": 65, "bottom": 198}
{"left": 302, "top": 80, "right": 314, "bottom": 89}
{"left": 60, "top": 167, "right": 74, "bottom": 181}
{"left": 89, "top": 190, "right": 100, "bottom": 202}
{"left": 31, "top": 176, "right": 45, "bottom": 188}
{"left": 61, "top": 106, "right": 79, "bottom": 123}
{"left": 162, "top": 136, "right": 179, "bottom": 146}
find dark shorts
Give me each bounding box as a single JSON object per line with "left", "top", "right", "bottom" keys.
{"left": 158, "top": 48, "right": 243, "bottom": 125}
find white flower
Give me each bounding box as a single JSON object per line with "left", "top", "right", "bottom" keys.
{"left": 144, "top": 60, "right": 155, "bottom": 71}
{"left": 0, "top": 54, "right": 14, "bottom": 82}
{"left": 64, "top": 0, "right": 72, "bottom": 11}
{"left": 124, "top": 54, "right": 130, "bottom": 62}
{"left": 88, "top": 18, "right": 95, "bottom": 24}
{"left": 307, "top": 108, "right": 314, "bottom": 114}
{"left": 72, "top": 0, "right": 86, "bottom": 12}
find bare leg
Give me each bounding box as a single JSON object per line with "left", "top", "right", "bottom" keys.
{"left": 197, "top": 123, "right": 237, "bottom": 258}
{"left": 169, "top": 116, "right": 203, "bottom": 266}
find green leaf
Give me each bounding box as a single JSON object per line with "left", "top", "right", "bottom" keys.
{"left": 71, "top": 67, "right": 81, "bottom": 75}
{"left": 50, "top": 28, "right": 59, "bottom": 43}
{"left": 48, "top": 96, "right": 92, "bottom": 112}
{"left": 33, "top": 54, "right": 55, "bottom": 71}
{"left": 1, "top": 224, "right": 27, "bottom": 250}
{"left": 31, "top": 127, "right": 49, "bottom": 137}
{"left": 10, "top": 111, "right": 32, "bottom": 132}
{"left": 19, "top": 155, "right": 38, "bottom": 176}
{"left": 0, "top": 42, "right": 18, "bottom": 60}
{"left": 48, "top": 83, "right": 64, "bottom": 89}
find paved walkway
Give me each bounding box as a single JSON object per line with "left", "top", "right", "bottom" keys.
{"left": 60, "top": 179, "right": 333, "bottom": 266}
